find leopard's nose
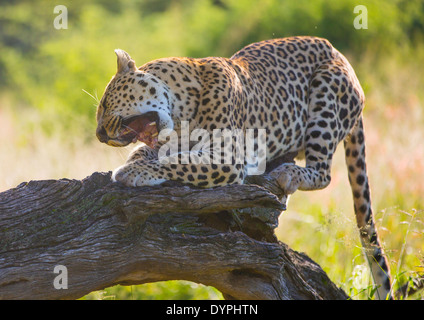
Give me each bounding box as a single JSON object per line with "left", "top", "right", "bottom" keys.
{"left": 96, "top": 126, "right": 109, "bottom": 143}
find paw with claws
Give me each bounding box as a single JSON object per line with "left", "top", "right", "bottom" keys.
{"left": 269, "top": 164, "right": 302, "bottom": 195}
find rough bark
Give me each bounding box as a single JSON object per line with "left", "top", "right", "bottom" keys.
{"left": 0, "top": 159, "right": 349, "bottom": 300}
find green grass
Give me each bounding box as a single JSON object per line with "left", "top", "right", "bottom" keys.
{"left": 81, "top": 281, "right": 223, "bottom": 300}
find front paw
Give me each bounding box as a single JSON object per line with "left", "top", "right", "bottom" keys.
{"left": 269, "top": 164, "right": 301, "bottom": 195}
{"left": 112, "top": 163, "right": 167, "bottom": 187}
{"left": 112, "top": 165, "right": 136, "bottom": 187}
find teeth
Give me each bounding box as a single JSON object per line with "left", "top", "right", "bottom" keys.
{"left": 148, "top": 122, "right": 156, "bottom": 126}
{"left": 151, "top": 132, "right": 158, "bottom": 137}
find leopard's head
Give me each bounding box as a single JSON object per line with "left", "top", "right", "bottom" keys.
{"left": 96, "top": 49, "right": 173, "bottom": 147}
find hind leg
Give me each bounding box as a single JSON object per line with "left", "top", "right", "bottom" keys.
{"left": 270, "top": 64, "right": 352, "bottom": 194}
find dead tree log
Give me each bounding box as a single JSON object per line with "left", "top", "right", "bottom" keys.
{"left": 0, "top": 163, "right": 349, "bottom": 300}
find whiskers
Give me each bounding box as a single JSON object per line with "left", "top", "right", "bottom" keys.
{"left": 119, "top": 125, "right": 142, "bottom": 160}
{"left": 82, "top": 89, "right": 100, "bottom": 107}
{"left": 119, "top": 124, "right": 139, "bottom": 137}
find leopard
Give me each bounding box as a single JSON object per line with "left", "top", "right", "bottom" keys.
{"left": 95, "top": 36, "right": 391, "bottom": 299}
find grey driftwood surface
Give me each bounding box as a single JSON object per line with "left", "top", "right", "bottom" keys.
{"left": 0, "top": 166, "right": 349, "bottom": 300}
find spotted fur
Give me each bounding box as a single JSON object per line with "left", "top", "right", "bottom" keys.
{"left": 96, "top": 36, "right": 391, "bottom": 299}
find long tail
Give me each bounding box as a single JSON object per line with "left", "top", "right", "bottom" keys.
{"left": 344, "top": 116, "right": 392, "bottom": 299}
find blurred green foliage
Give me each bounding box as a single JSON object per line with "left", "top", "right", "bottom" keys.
{"left": 82, "top": 281, "right": 223, "bottom": 300}
{"left": 1, "top": 0, "right": 423, "bottom": 139}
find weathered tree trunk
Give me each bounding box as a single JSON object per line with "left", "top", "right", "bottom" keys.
{"left": 0, "top": 165, "right": 349, "bottom": 300}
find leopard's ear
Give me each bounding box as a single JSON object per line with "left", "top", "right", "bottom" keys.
{"left": 114, "top": 49, "right": 136, "bottom": 74}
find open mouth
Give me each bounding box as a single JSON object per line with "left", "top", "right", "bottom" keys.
{"left": 117, "top": 111, "right": 159, "bottom": 148}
